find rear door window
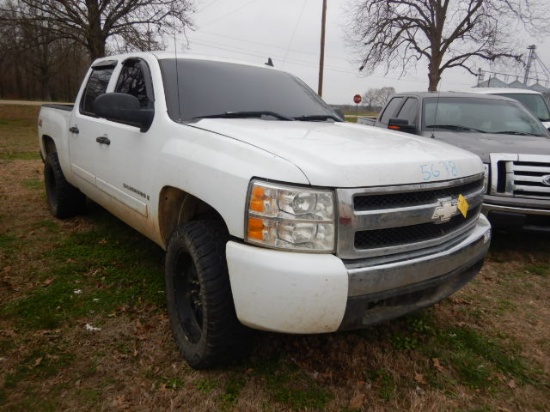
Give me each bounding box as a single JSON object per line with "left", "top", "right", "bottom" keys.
{"left": 396, "top": 98, "right": 418, "bottom": 125}
{"left": 379, "top": 97, "right": 404, "bottom": 125}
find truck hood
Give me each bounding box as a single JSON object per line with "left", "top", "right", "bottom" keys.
{"left": 421, "top": 131, "right": 550, "bottom": 163}
{"left": 191, "top": 119, "right": 482, "bottom": 187}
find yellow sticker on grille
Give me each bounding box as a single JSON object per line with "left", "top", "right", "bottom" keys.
{"left": 458, "top": 194, "right": 469, "bottom": 218}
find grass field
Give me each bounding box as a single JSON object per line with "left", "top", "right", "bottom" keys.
{"left": 1, "top": 103, "right": 549, "bottom": 411}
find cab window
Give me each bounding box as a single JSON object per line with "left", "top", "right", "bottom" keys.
{"left": 80, "top": 65, "right": 115, "bottom": 115}
{"left": 395, "top": 97, "right": 418, "bottom": 126}
{"left": 379, "top": 97, "right": 404, "bottom": 125}
{"left": 115, "top": 59, "right": 154, "bottom": 108}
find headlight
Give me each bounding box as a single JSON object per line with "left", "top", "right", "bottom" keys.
{"left": 245, "top": 180, "right": 335, "bottom": 252}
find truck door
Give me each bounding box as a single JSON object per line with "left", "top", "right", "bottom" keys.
{"left": 69, "top": 60, "right": 117, "bottom": 188}
{"left": 91, "top": 58, "right": 156, "bottom": 219}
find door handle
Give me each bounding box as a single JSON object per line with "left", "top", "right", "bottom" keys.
{"left": 69, "top": 126, "right": 79, "bottom": 134}
{"left": 96, "top": 136, "right": 111, "bottom": 145}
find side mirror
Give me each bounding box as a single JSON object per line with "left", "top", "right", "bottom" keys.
{"left": 388, "top": 118, "right": 416, "bottom": 134}
{"left": 93, "top": 93, "right": 154, "bottom": 132}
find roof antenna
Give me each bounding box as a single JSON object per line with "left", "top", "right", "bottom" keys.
{"left": 265, "top": 57, "right": 274, "bottom": 67}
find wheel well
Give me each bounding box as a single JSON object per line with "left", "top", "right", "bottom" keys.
{"left": 42, "top": 135, "right": 56, "bottom": 157}
{"left": 158, "top": 186, "right": 225, "bottom": 246}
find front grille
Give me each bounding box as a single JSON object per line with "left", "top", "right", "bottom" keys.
{"left": 337, "top": 174, "right": 485, "bottom": 260}
{"left": 355, "top": 205, "right": 481, "bottom": 249}
{"left": 491, "top": 154, "right": 550, "bottom": 199}
{"left": 354, "top": 180, "right": 482, "bottom": 211}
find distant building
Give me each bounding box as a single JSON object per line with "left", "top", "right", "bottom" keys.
{"left": 475, "top": 77, "right": 550, "bottom": 102}
{"left": 476, "top": 77, "right": 508, "bottom": 88}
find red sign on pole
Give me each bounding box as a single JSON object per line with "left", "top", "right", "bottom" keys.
{"left": 353, "top": 94, "right": 362, "bottom": 104}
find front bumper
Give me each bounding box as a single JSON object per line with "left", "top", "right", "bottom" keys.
{"left": 226, "top": 215, "right": 491, "bottom": 334}
{"left": 483, "top": 201, "right": 550, "bottom": 232}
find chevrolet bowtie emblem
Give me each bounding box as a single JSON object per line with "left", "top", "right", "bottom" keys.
{"left": 432, "top": 200, "right": 457, "bottom": 223}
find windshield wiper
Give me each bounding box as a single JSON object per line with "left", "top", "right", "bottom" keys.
{"left": 193, "top": 111, "right": 293, "bottom": 121}
{"left": 293, "top": 114, "right": 343, "bottom": 122}
{"left": 425, "top": 124, "right": 486, "bottom": 133}
{"left": 494, "top": 130, "right": 541, "bottom": 136}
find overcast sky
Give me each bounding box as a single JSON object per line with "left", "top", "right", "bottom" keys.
{"left": 174, "top": 0, "right": 550, "bottom": 105}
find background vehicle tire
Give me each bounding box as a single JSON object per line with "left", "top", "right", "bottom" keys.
{"left": 44, "top": 152, "right": 86, "bottom": 218}
{"left": 165, "top": 220, "right": 253, "bottom": 369}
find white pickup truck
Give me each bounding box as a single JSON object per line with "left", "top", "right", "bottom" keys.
{"left": 38, "top": 52, "right": 491, "bottom": 368}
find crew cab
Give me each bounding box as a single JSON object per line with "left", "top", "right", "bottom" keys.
{"left": 38, "top": 53, "right": 490, "bottom": 368}
{"left": 369, "top": 91, "right": 550, "bottom": 232}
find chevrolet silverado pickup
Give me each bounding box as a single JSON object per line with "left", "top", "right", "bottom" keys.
{"left": 370, "top": 91, "right": 550, "bottom": 232}
{"left": 38, "top": 53, "right": 490, "bottom": 368}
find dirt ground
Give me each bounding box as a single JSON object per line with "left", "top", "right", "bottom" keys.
{"left": 1, "top": 103, "right": 549, "bottom": 411}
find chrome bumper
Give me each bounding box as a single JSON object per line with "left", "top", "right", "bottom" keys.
{"left": 338, "top": 215, "right": 491, "bottom": 330}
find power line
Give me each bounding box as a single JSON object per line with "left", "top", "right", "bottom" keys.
{"left": 199, "top": 0, "right": 259, "bottom": 28}
{"left": 282, "top": 0, "right": 309, "bottom": 68}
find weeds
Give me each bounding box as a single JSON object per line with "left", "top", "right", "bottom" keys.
{"left": 1, "top": 103, "right": 549, "bottom": 411}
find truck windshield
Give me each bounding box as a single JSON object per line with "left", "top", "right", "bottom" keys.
{"left": 496, "top": 93, "right": 550, "bottom": 122}
{"left": 422, "top": 97, "right": 549, "bottom": 137}
{"left": 158, "top": 59, "right": 339, "bottom": 123}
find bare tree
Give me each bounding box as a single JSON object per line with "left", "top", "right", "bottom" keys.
{"left": 346, "top": 0, "right": 546, "bottom": 91}
{"left": 3, "top": 0, "right": 194, "bottom": 62}
{"left": 0, "top": 1, "right": 93, "bottom": 100}
{"left": 363, "top": 86, "right": 395, "bottom": 109}
{"left": 375, "top": 86, "right": 395, "bottom": 107}
{"left": 363, "top": 88, "right": 378, "bottom": 108}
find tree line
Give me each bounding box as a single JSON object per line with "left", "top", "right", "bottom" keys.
{"left": 0, "top": 0, "right": 194, "bottom": 101}
{"left": 0, "top": 0, "right": 547, "bottom": 101}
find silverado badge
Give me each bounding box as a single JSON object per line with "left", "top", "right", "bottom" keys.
{"left": 432, "top": 199, "right": 458, "bottom": 223}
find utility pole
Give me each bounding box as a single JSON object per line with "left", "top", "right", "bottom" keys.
{"left": 318, "top": 0, "right": 327, "bottom": 97}
{"left": 524, "top": 45, "right": 536, "bottom": 85}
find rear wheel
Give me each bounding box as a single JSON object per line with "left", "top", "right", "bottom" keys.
{"left": 165, "top": 220, "right": 252, "bottom": 369}
{"left": 44, "top": 152, "right": 86, "bottom": 218}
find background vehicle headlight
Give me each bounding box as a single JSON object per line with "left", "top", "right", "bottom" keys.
{"left": 245, "top": 180, "right": 335, "bottom": 252}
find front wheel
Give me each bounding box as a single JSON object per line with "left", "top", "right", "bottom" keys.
{"left": 165, "top": 220, "right": 252, "bottom": 369}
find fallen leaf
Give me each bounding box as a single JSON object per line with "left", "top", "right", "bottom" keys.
{"left": 433, "top": 358, "right": 445, "bottom": 372}
{"left": 415, "top": 372, "right": 427, "bottom": 384}
{"left": 450, "top": 297, "right": 472, "bottom": 305}
{"left": 42, "top": 278, "right": 55, "bottom": 287}
{"left": 348, "top": 393, "right": 367, "bottom": 410}
{"left": 34, "top": 357, "right": 43, "bottom": 367}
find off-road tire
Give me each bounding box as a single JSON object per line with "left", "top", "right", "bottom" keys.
{"left": 44, "top": 152, "right": 86, "bottom": 218}
{"left": 165, "top": 220, "right": 253, "bottom": 369}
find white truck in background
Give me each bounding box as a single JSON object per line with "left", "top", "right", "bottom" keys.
{"left": 38, "top": 52, "right": 491, "bottom": 369}
{"left": 467, "top": 87, "right": 550, "bottom": 129}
